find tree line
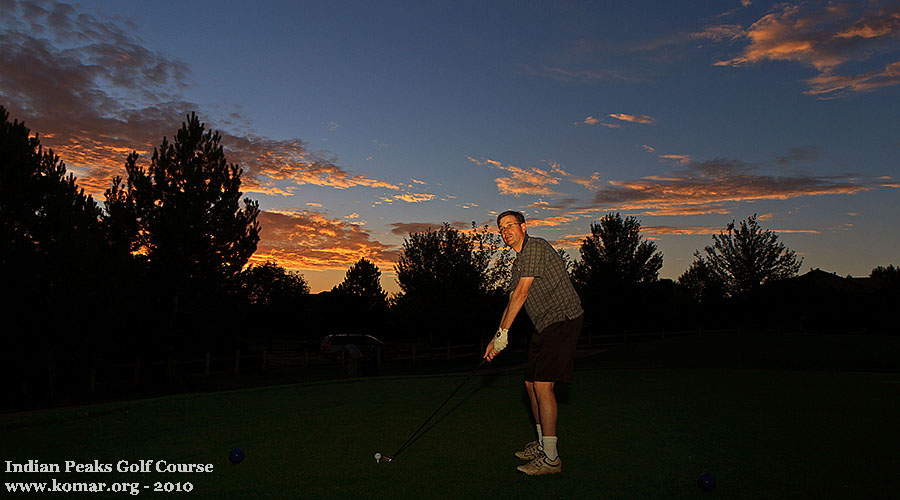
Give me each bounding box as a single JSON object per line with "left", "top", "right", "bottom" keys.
{"left": 3, "top": 104, "right": 897, "bottom": 381}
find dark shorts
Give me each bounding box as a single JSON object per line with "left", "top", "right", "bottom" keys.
{"left": 525, "top": 314, "right": 584, "bottom": 384}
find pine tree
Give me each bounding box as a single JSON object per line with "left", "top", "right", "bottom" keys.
{"left": 104, "top": 113, "right": 260, "bottom": 343}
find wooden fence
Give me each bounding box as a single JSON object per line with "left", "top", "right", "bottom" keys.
{"left": 11, "top": 327, "right": 728, "bottom": 405}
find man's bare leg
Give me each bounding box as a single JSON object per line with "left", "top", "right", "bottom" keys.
{"left": 532, "top": 381, "right": 557, "bottom": 435}
{"left": 525, "top": 381, "right": 543, "bottom": 445}
{"left": 532, "top": 381, "right": 559, "bottom": 460}
{"left": 525, "top": 381, "right": 540, "bottom": 423}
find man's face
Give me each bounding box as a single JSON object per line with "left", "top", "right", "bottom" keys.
{"left": 498, "top": 215, "right": 526, "bottom": 249}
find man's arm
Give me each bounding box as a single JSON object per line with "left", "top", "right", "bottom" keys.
{"left": 484, "top": 276, "right": 534, "bottom": 361}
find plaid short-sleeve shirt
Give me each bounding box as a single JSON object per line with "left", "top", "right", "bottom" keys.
{"left": 510, "top": 235, "right": 583, "bottom": 333}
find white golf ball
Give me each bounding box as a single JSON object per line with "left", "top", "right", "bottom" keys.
{"left": 374, "top": 452, "right": 382, "bottom": 461}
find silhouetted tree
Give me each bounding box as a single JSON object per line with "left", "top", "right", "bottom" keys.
{"left": 1, "top": 105, "right": 110, "bottom": 325}
{"left": 473, "top": 223, "right": 513, "bottom": 293}
{"left": 870, "top": 264, "right": 899, "bottom": 279}
{"left": 677, "top": 259, "right": 724, "bottom": 303}
{"left": 241, "top": 261, "right": 309, "bottom": 307}
{"left": 329, "top": 257, "right": 389, "bottom": 334}
{"left": 332, "top": 257, "right": 388, "bottom": 309}
{"left": 395, "top": 224, "right": 484, "bottom": 299}
{"left": 237, "top": 261, "right": 310, "bottom": 341}
{"left": 572, "top": 212, "right": 663, "bottom": 291}
{"left": 392, "top": 223, "right": 506, "bottom": 342}
{"left": 557, "top": 248, "right": 575, "bottom": 277}
{"left": 1, "top": 106, "right": 106, "bottom": 278}
{"left": 1, "top": 105, "right": 126, "bottom": 400}
{"left": 689, "top": 214, "right": 801, "bottom": 298}
{"left": 104, "top": 113, "right": 260, "bottom": 345}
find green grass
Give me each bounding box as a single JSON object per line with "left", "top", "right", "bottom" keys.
{"left": 2, "top": 332, "right": 898, "bottom": 499}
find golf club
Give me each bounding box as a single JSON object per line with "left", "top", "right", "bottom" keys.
{"left": 376, "top": 357, "right": 488, "bottom": 464}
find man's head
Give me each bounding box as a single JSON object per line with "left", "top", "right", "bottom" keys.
{"left": 497, "top": 210, "right": 527, "bottom": 251}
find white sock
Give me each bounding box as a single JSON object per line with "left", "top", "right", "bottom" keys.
{"left": 535, "top": 424, "right": 543, "bottom": 446}
{"left": 543, "top": 436, "right": 559, "bottom": 460}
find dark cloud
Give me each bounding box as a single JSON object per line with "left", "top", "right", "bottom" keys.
{"left": 0, "top": 0, "right": 398, "bottom": 198}
{"left": 590, "top": 158, "right": 879, "bottom": 215}
{"left": 774, "top": 146, "right": 824, "bottom": 165}
{"left": 389, "top": 221, "right": 469, "bottom": 236}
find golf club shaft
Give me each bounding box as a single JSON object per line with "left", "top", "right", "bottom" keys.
{"left": 391, "top": 357, "right": 487, "bottom": 458}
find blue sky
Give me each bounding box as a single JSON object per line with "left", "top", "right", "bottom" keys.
{"left": 2, "top": 0, "right": 898, "bottom": 292}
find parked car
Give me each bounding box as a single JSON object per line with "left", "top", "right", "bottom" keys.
{"left": 320, "top": 334, "right": 385, "bottom": 361}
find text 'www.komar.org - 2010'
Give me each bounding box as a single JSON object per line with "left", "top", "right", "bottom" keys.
{"left": 5, "top": 459, "right": 214, "bottom": 496}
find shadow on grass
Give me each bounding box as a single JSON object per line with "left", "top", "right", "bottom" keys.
{"left": 389, "top": 372, "right": 503, "bottom": 458}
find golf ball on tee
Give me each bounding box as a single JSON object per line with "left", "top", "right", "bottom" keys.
{"left": 374, "top": 452, "right": 382, "bottom": 462}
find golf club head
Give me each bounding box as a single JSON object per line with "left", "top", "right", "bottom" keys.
{"left": 374, "top": 452, "right": 393, "bottom": 464}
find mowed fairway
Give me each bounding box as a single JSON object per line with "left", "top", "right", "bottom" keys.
{"left": 2, "top": 332, "right": 899, "bottom": 499}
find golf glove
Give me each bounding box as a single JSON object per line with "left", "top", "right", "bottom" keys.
{"left": 493, "top": 328, "right": 509, "bottom": 352}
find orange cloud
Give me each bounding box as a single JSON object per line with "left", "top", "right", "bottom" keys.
{"left": 708, "top": 2, "right": 900, "bottom": 97}
{"left": 470, "top": 157, "right": 609, "bottom": 197}
{"left": 551, "top": 234, "right": 590, "bottom": 250}
{"left": 469, "top": 157, "right": 561, "bottom": 197}
{"left": 609, "top": 113, "right": 657, "bottom": 125}
{"left": 527, "top": 215, "right": 580, "bottom": 228}
{"left": 251, "top": 210, "right": 398, "bottom": 271}
{"left": 643, "top": 226, "right": 720, "bottom": 235}
{"left": 223, "top": 135, "right": 400, "bottom": 194}
{"left": 393, "top": 192, "right": 437, "bottom": 203}
{"left": 805, "top": 60, "right": 900, "bottom": 96}
{"left": 659, "top": 154, "right": 692, "bottom": 165}
{"left": 577, "top": 116, "right": 621, "bottom": 128}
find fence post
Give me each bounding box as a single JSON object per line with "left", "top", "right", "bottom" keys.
{"left": 166, "top": 356, "right": 175, "bottom": 384}
{"left": 204, "top": 352, "right": 211, "bottom": 377}
{"left": 47, "top": 351, "right": 55, "bottom": 401}
{"left": 233, "top": 350, "right": 240, "bottom": 375}
{"left": 133, "top": 358, "right": 141, "bottom": 386}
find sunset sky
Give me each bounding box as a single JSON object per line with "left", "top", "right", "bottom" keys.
{"left": 2, "top": 0, "right": 898, "bottom": 293}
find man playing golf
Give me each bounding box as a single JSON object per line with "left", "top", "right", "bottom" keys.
{"left": 485, "top": 210, "right": 584, "bottom": 475}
